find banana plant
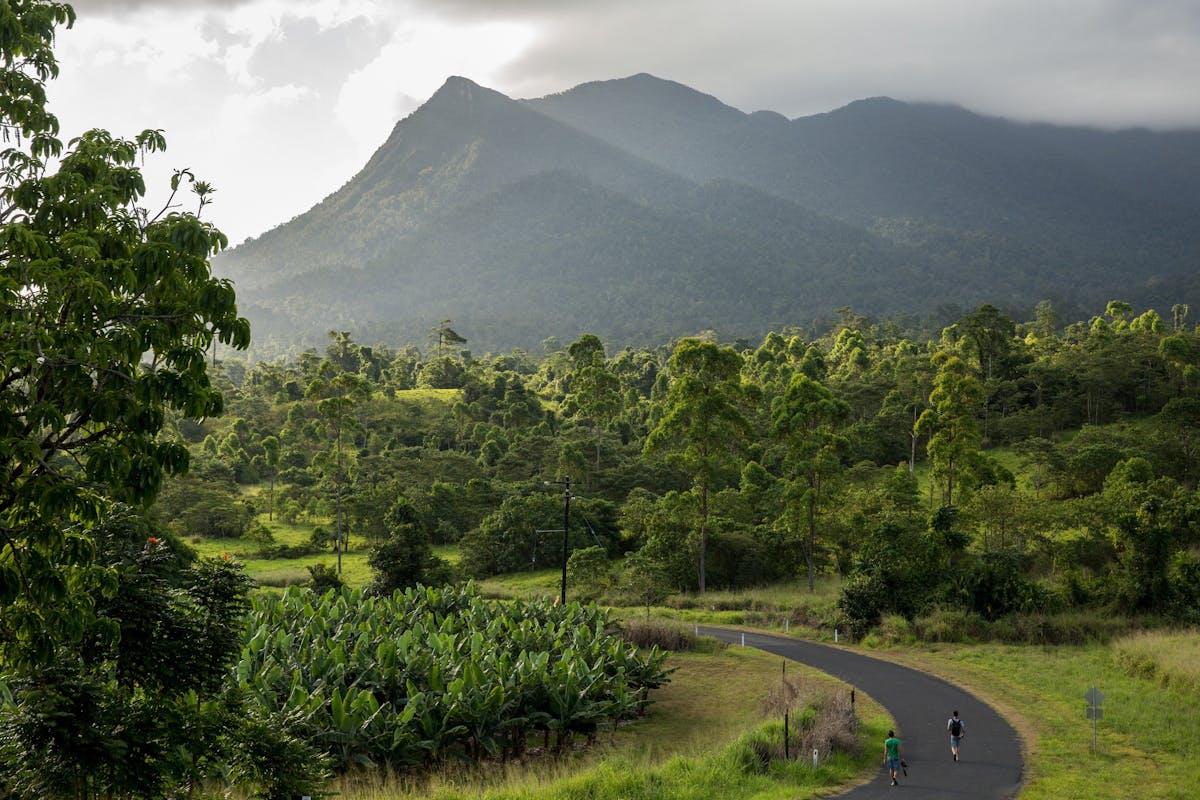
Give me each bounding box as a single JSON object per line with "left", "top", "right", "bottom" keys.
{"left": 235, "top": 583, "right": 673, "bottom": 768}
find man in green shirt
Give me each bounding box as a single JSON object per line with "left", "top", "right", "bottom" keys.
{"left": 883, "top": 730, "right": 904, "bottom": 786}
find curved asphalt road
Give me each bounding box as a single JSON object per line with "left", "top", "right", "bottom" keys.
{"left": 699, "top": 627, "right": 1023, "bottom": 799}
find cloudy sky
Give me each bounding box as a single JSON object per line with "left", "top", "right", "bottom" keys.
{"left": 56, "top": 0, "right": 1200, "bottom": 245}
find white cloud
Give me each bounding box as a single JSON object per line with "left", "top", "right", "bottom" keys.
{"left": 335, "top": 16, "right": 535, "bottom": 157}
{"left": 44, "top": 0, "right": 1200, "bottom": 244}
{"left": 218, "top": 84, "right": 313, "bottom": 138}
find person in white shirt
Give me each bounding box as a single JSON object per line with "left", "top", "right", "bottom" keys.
{"left": 947, "top": 710, "right": 965, "bottom": 761}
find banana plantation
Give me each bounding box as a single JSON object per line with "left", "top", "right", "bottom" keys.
{"left": 237, "top": 583, "right": 672, "bottom": 771}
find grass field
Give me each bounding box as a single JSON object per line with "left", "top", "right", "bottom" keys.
{"left": 186, "top": 514, "right": 373, "bottom": 588}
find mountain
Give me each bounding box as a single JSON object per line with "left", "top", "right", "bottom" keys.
{"left": 216, "top": 74, "right": 1200, "bottom": 353}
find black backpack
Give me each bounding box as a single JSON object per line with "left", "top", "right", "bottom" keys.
{"left": 950, "top": 718, "right": 963, "bottom": 736}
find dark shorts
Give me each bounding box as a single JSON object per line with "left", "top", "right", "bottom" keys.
{"left": 886, "top": 756, "right": 901, "bottom": 770}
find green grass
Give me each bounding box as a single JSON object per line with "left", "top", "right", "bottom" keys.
{"left": 433, "top": 543, "right": 461, "bottom": 565}
{"left": 186, "top": 514, "right": 373, "bottom": 588}
{"left": 984, "top": 444, "right": 1023, "bottom": 475}
{"left": 888, "top": 640, "right": 1200, "bottom": 799}
{"left": 257, "top": 517, "right": 316, "bottom": 545}
{"left": 250, "top": 550, "right": 373, "bottom": 588}
{"left": 394, "top": 387, "right": 461, "bottom": 404}
{"left": 477, "top": 568, "right": 561, "bottom": 600}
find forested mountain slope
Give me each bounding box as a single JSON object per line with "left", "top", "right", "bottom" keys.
{"left": 216, "top": 74, "right": 1200, "bottom": 352}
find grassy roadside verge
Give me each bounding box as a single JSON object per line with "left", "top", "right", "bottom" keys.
{"left": 878, "top": 640, "right": 1200, "bottom": 800}
{"left": 327, "top": 644, "right": 889, "bottom": 800}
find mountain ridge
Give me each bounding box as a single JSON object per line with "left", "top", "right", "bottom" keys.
{"left": 216, "top": 74, "right": 1200, "bottom": 353}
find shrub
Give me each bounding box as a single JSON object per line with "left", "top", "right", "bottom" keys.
{"left": 0, "top": 512, "right": 318, "bottom": 797}
{"left": 567, "top": 545, "right": 616, "bottom": 600}
{"left": 248, "top": 520, "right": 276, "bottom": 552}
{"left": 838, "top": 572, "right": 888, "bottom": 639}
{"left": 365, "top": 504, "right": 455, "bottom": 596}
{"left": 946, "top": 552, "right": 1051, "bottom": 620}
{"left": 228, "top": 707, "right": 333, "bottom": 800}
{"left": 1169, "top": 551, "right": 1200, "bottom": 622}
{"left": 913, "top": 609, "right": 988, "bottom": 643}
{"left": 877, "top": 614, "right": 915, "bottom": 645}
{"left": 307, "top": 563, "right": 345, "bottom": 594}
{"left": 308, "top": 526, "right": 335, "bottom": 550}
{"left": 155, "top": 476, "right": 254, "bottom": 539}
{"left": 990, "top": 611, "right": 1131, "bottom": 645}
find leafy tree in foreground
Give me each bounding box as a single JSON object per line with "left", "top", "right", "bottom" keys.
{"left": 0, "top": 510, "right": 329, "bottom": 800}
{"left": 0, "top": 0, "right": 250, "bottom": 666}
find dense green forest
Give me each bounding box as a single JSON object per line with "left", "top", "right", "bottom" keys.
{"left": 184, "top": 302, "right": 1199, "bottom": 636}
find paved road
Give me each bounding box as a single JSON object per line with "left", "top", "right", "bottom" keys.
{"left": 699, "top": 627, "right": 1023, "bottom": 798}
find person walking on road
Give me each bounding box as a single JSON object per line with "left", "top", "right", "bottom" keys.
{"left": 883, "top": 729, "right": 903, "bottom": 786}
{"left": 948, "top": 710, "right": 965, "bottom": 761}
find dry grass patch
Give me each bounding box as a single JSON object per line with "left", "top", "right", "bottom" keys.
{"left": 621, "top": 645, "right": 789, "bottom": 761}
{"left": 758, "top": 674, "right": 860, "bottom": 763}
{"left": 1113, "top": 628, "right": 1200, "bottom": 695}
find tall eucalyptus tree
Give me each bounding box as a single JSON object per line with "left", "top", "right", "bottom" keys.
{"left": 915, "top": 353, "right": 984, "bottom": 507}
{"left": 772, "top": 374, "right": 850, "bottom": 591}
{"left": 644, "top": 339, "right": 749, "bottom": 592}
{"left": 564, "top": 333, "right": 622, "bottom": 469}
{"left": 306, "top": 368, "right": 371, "bottom": 572}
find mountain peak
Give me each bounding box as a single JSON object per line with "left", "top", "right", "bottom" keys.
{"left": 528, "top": 72, "right": 744, "bottom": 129}
{"left": 426, "top": 75, "right": 508, "bottom": 107}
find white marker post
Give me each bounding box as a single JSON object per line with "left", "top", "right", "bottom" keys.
{"left": 1085, "top": 687, "right": 1105, "bottom": 752}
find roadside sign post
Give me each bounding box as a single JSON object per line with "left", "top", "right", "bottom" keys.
{"left": 1085, "top": 687, "right": 1105, "bottom": 752}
